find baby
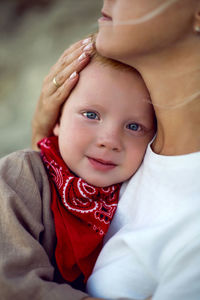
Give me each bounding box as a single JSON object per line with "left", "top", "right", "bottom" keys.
{"left": 0, "top": 51, "right": 155, "bottom": 299}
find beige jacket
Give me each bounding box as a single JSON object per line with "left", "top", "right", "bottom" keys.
{"left": 0, "top": 149, "right": 88, "bottom": 300}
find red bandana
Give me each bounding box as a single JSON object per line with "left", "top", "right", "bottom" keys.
{"left": 38, "top": 136, "right": 121, "bottom": 283}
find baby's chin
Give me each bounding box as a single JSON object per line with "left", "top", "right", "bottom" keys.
{"left": 82, "top": 178, "right": 116, "bottom": 188}
{"left": 80, "top": 174, "right": 119, "bottom": 188}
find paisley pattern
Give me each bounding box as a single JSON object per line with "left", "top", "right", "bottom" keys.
{"left": 38, "top": 136, "right": 121, "bottom": 282}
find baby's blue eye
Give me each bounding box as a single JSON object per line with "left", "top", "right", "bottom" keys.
{"left": 83, "top": 111, "right": 99, "bottom": 120}
{"left": 127, "top": 123, "right": 140, "bottom": 131}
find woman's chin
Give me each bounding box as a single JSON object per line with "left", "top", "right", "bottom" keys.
{"left": 96, "top": 33, "right": 111, "bottom": 58}
{"left": 96, "top": 33, "right": 121, "bottom": 61}
{"left": 96, "top": 31, "right": 136, "bottom": 64}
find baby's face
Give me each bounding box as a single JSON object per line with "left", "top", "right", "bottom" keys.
{"left": 54, "top": 61, "right": 155, "bottom": 187}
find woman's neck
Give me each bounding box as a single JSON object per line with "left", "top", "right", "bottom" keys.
{"left": 132, "top": 35, "right": 200, "bottom": 155}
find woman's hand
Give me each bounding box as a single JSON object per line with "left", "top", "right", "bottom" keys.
{"left": 32, "top": 37, "right": 94, "bottom": 150}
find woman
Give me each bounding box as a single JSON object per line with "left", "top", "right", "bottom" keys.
{"left": 32, "top": 0, "right": 200, "bottom": 299}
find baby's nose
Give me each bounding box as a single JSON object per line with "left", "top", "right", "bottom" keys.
{"left": 96, "top": 129, "right": 122, "bottom": 152}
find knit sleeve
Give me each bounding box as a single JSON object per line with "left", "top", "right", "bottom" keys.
{"left": 0, "top": 150, "right": 88, "bottom": 300}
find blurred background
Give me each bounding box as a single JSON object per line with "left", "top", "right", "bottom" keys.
{"left": 0, "top": 0, "right": 101, "bottom": 157}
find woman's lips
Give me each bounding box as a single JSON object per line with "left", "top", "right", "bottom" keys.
{"left": 99, "top": 11, "right": 112, "bottom": 22}
{"left": 87, "top": 157, "right": 117, "bottom": 171}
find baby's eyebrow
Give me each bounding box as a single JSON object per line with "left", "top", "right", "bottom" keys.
{"left": 76, "top": 102, "right": 105, "bottom": 110}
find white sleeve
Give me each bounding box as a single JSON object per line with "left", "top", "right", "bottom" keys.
{"left": 153, "top": 235, "right": 200, "bottom": 300}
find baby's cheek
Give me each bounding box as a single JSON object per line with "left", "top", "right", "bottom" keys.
{"left": 127, "top": 147, "right": 146, "bottom": 174}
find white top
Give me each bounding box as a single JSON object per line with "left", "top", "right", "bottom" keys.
{"left": 87, "top": 143, "right": 200, "bottom": 300}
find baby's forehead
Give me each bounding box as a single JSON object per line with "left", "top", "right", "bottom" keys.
{"left": 74, "top": 61, "right": 150, "bottom": 100}
{"left": 63, "top": 56, "right": 151, "bottom": 112}
{"left": 84, "top": 59, "right": 144, "bottom": 88}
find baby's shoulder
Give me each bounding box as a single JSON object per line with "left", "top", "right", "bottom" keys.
{"left": 0, "top": 149, "right": 45, "bottom": 180}
{"left": 0, "top": 148, "right": 41, "bottom": 167}
{"left": 0, "top": 149, "right": 51, "bottom": 224}
{"left": 0, "top": 149, "right": 50, "bottom": 200}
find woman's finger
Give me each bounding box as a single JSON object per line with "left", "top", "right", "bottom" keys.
{"left": 50, "top": 37, "right": 93, "bottom": 77}
{"left": 50, "top": 57, "right": 91, "bottom": 105}
{"left": 52, "top": 47, "right": 93, "bottom": 91}
{"left": 50, "top": 45, "right": 93, "bottom": 93}
{"left": 58, "top": 37, "right": 92, "bottom": 62}
{"left": 46, "top": 41, "right": 94, "bottom": 95}
{"left": 46, "top": 70, "right": 80, "bottom": 106}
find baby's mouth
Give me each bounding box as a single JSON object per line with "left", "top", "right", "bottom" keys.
{"left": 87, "top": 157, "right": 117, "bottom": 171}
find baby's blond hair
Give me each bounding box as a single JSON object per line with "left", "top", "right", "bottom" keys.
{"left": 89, "top": 33, "right": 138, "bottom": 74}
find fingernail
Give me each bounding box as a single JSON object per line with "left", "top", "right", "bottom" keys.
{"left": 82, "top": 37, "right": 92, "bottom": 45}
{"left": 83, "top": 42, "right": 93, "bottom": 51}
{"left": 78, "top": 52, "right": 87, "bottom": 61}
{"left": 69, "top": 71, "right": 77, "bottom": 79}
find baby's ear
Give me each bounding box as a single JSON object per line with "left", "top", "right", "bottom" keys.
{"left": 53, "top": 123, "right": 60, "bottom": 136}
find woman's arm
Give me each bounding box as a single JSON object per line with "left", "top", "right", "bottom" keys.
{"left": 32, "top": 38, "right": 94, "bottom": 150}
